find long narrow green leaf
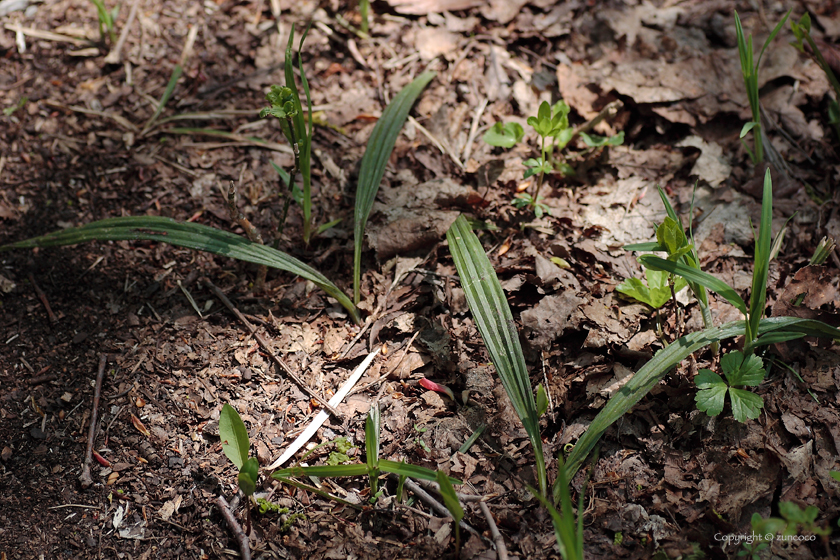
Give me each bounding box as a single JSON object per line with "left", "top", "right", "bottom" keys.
{"left": 638, "top": 255, "right": 747, "bottom": 314}
{"left": 353, "top": 71, "right": 436, "bottom": 304}
{"left": 379, "top": 460, "right": 460, "bottom": 484}
{"left": 271, "top": 464, "right": 370, "bottom": 478}
{"left": 365, "top": 403, "right": 381, "bottom": 495}
{"left": 748, "top": 169, "right": 773, "bottom": 345}
{"left": 0, "top": 216, "right": 360, "bottom": 324}
{"left": 563, "top": 316, "right": 840, "bottom": 480}
{"left": 447, "top": 215, "right": 547, "bottom": 496}
{"left": 141, "top": 64, "right": 183, "bottom": 135}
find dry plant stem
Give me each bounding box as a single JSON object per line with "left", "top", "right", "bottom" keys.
{"left": 79, "top": 354, "right": 108, "bottom": 488}
{"left": 28, "top": 274, "right": 57, "bottom": 323}
{"left": 461, "top": 97, "right": 488, "bottom": 164}
{"left": 215, "top": 494, "right": 250, "bottom": 560}
{"left": 479, "top": 501, "right": 509, "bottom": 560}
{"left": 399, "top": 477, "right": 485, "bottom": 543}
{"left": 571, "top": 99, "right": 624, "bottom": 139}
{"left": 202, "top": 279, "right": 341, "bottom": 418}
{"left": 103, "top": 0, "right": 138, "bottom": 64}
{"left": 226, "top": 181, "right": 267, "bottom": 291}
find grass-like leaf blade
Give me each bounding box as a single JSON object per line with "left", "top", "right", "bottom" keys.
{"left": 638, "top": 255, "right": 747, "bottom": 314}
{"left": 379, "top": 460, "right": 460, "bottom": 484}
{"left": 447, "top": 215, "right": 546, "bottom": 496}
{"left": 353, "top": 71, "right": 436, "bottom": 304}
{"left": 748, "top": 168, "right": 773, "bottom": 344}
{"left": 271, "top": 464, "right": 370, "bottom": 479}
{"left": 0, "top": 216, "right": 360, "bottom": 324}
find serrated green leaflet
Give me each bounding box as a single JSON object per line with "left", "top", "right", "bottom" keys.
{"left": 0, "top": 216, "right": 360, "bottom": 324}
{"left": 722, "top": 352, "right": 764, "bottom": 386}
{"left": 219, "top": 404, "right": 250, "bottom": 470}
{"left": 353, "top": 71, "right": 436, "bottom": 304}
{"left": 447, "top": 215, "right": 546, "bottom": 496}
{"left": 729, "top": 388, "right": 764, "bottom": 422}
{"left": 694, "top": 370, "right": 727, "bottom": 417}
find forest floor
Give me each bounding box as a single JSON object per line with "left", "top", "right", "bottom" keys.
{"left": 1, "top": 0, "right": 839, "bottom": 559}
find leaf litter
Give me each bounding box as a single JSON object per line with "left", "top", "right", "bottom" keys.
{"left": 0, "top": 0, "right": 839, "bottom": 559}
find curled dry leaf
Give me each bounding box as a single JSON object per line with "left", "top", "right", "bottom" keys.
{"left": 92, "top": 450, "right": 111, "bottom": 467}
{"left": 130, "top": 413, "right": 151, "bottom": 437}
{"left": 419, "top": 377, "right": 456, "bottom": 401}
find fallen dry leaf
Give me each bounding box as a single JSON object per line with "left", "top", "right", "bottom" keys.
{"left": 385, "top": 0, "right": 484, "bottom": 15}
{"left": 130, "top": 413, "right": 151, "bottom": 437}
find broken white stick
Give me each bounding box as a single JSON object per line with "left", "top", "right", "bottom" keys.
{"left": 267, "top": 347, "right": 380, "bottom": 470}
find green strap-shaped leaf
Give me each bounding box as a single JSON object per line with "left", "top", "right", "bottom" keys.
{"left": 748, "top": 168, "right": 773, "bottom": 344}
{"left": 447, "top": 215, "right": 546, "bottom": 496}
{"left": 353, "top": 71, "right": 436, "bottom": 304}
{"left": 0, "top": 216, "right": 360, "bottom": 324}
{"left": 562, "top": 316, "right": 840, "bottom": 481}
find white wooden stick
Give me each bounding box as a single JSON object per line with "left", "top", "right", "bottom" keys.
{"left": 267, "top": 347, "right": 380, "bottom": 470}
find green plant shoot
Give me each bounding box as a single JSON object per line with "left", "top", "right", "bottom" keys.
{"left": 734, "top": 10, "right": 791, "bottom": 163}
{"left": 219, "top": 404, "right": 259, "bottom": 497}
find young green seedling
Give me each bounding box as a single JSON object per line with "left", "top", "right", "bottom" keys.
{"left": 436, "top": 470, "right": 465, "bottom": 556}
{"left": 790, "top": 13, "right": 840, "bottom": 142}
{"left": 89, "top": 0, "right": 119, "bottom": 44}
{"left": 694, "top": 351, "right": 765, "bottom": 422}
{"left": 260, "top": 24, "right": 314, "bottom": 242}
{"left": 219, "top": 404, "right": 260, "bottom": 498}
{"left": 734, "top": 10, "right": 791, "bottom": 164}
{"left": 271, "top": 405, "right": 460, "bottom": 502}
{"left": 562, "top": 171, "right": 840, "bottom": 483}
{"left": 483, "top": 100, "right": 623, "bottom": 217}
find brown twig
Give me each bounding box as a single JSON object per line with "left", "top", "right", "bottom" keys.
{"left": 479, "top": 502, "right": 509, "bottom": 560}
{"left": 27, "top": 373, "right": 57, "bottom": 385}
{"left": 28, "top": 274, "right": 57, "bottom": 323}
{"left": 215, "top": 494, "right": 251, "bottom": 560}
{"left": 398, "top": 477, "right": 486, "bottom": 543}
{"left": 202, "top": 279, "right": 341, "bottom": 419}
{"left": 80, "top": 355, "right": 108, "bottom": 488}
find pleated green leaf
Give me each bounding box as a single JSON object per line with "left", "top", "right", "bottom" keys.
{"left": 562, "top": 317, "right": 840, "bottom": 481}
{"left": 447, "top": 215, "right": 546, "bottom": 496}
{"left": 353, "top": 71, "right": 436, "bottom": 304}
{"left": 0, "top": 216, "right": 360, "bottom": 324}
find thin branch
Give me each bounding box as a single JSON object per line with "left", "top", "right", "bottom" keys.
{"left": 479, "top": 502, "right": 509, "bottom": 560}
{"left": 80, "top": 354, "right": 108, "bottom": 488}
{"left": 216, "top": 494, "right": 250, "bottom": 560}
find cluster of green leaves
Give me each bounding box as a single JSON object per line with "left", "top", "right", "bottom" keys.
{"left": 734, "top": 10, "right": 790, "bottom": 163}
{"left": 623, "top": 187, "right": 714, "bottom": 335}
{"left": 217, "top": 402, "right": 465, "bottom": 551}
{"left": 260, "top": 25, "right": 314, "bottom": 242}
{"left": 563, "top": 171, "right": 840, "bottom": 481}
{"left": 790, "top": 13, "right": 840, "bottom": 142}
{"left": 739, "top": 501, "right": 832, "bottom": 559}
{"left": 483, "top": 100, "right": 623, "bottom": 218}
{"left": 90, "top": 0, "right": 120, "bottom": 44}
